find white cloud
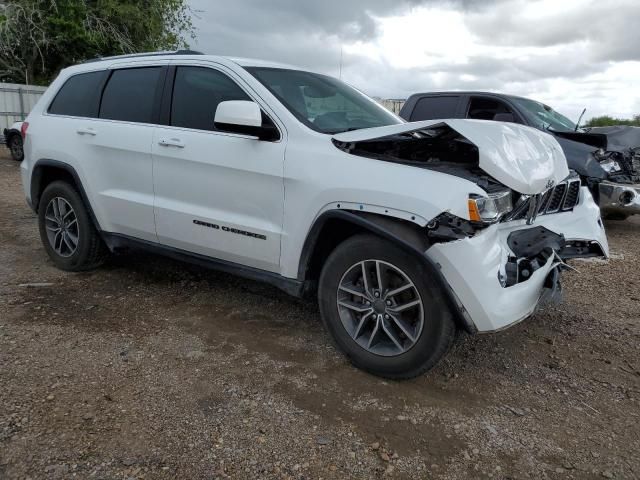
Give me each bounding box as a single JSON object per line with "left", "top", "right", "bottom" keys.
{"left": 189, "top": 0, "right": 640, "bottom": 120}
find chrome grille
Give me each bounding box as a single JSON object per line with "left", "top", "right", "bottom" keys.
{"left": 545, "top": 183, "right": 567, "bottom": 213}
{"left": 508, "top": 177, "right": 581, "bottom": 221}
{"left": 633, "top": 149, "right": 640, "bottom": 173}
{"left": 562, "top": 180, "right": 581, "bottom": 210}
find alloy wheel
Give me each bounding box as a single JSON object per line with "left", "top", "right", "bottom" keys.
{"left": 336, "top": 259, "right": 424, "bottom": 356}
{"left": 44, "top": 197, "right": 79, "bottom": 258}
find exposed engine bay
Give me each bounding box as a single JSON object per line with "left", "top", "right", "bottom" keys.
{"left": 333, "top": 123, "right": 510, "bottom": 193}
{"left": 595, "top": 148, "right": 640, "bottom": 184}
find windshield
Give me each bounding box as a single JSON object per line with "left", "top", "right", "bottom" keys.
{"left": 511, "top": 97, "right": 578, "bottom": 132}
{"left": 246, "top": 67, "right": 402, "bottom": 134}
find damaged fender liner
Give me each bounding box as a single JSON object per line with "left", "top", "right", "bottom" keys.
{"left": 426, "top": 212, "right": 477, "bottom": 243}
{"left": 504, "top": 226, "right": 565, "bottom": 288}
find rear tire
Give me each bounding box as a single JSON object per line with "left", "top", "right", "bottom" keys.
{"left": 318, "top": 234, "right": 456, "bottom": 379}
{"left": 8, "top": 134, "right": 23, "bottom": 162}
{"left": 37, "top": 181, "right": 108, "bottom": 271}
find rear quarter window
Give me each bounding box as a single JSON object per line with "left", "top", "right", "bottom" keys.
{"left": 48, "top": 71, "right": 108, "bottom": 118}
{"left": 410, "top": 96, "right": 460, "bottom": 121}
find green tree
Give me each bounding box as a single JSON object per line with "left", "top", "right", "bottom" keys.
{"left": 585, "top": 114, "right": 640, "bottom": 127}
{"left": 0, "top": 0, "right": 194, "bottom": 85}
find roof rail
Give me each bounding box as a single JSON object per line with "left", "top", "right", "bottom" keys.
{"left": 83, "top": 50, "right": 205, "bottom": 64}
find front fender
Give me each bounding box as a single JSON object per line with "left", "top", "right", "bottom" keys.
{"left": 297, "top": 209, "right": 476, "bottom": 333}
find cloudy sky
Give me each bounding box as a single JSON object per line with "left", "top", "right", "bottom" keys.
{"left": 188, "top": 0, "right": 640, "bottom": 121}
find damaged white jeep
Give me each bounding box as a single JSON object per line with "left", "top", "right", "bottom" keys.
{"left": 21, "top": 52, "right": 608, "bottom": 379}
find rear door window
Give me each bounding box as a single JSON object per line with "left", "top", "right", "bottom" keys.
{"left": 410, "top": 96, "right": 460, "bottom": 121}
{"left": 467, "top": 97, "right": 514, "bottom": 121}
{"left": 99, "top": 67, "right": 163, "bottom": 124}
{"left": 48, "top": 71, "right": 108, "bottom": 118}
{"left": 170, "top": 66, "right": 251, "bottom": 131}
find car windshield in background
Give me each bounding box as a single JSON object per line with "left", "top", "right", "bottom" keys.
{"left": 246, "top": 67, "right": 402, "bottom": 134}
{"left": 511, "top": 97, "right": 578, "bottom": 132}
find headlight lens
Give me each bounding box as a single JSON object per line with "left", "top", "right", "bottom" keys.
{"left": 600, "top": 159, "right": 622, "bottom": 174}
{"left": 468, "top": 191, "right": 513, "bottom": 223}
{"left": 595, "top": 149, "right": 623, "bottom": 174}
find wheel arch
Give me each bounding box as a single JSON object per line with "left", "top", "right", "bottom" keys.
{"left": 31, "top": 159, "right": 102, "bottom": 232}
{"left": 298, "top": 209, "right": 476, "bottom": 333}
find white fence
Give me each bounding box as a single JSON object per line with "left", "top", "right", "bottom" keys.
{"left": 377, "top": 99, "right": 406, "bottom": 115}
{"left": 1, "top": 83, "right": 47, "bottom": 138}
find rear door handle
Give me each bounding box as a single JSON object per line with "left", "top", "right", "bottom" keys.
{"left": 158, "top": 138, "right": 185, "bottom": 148}
{"left": 76, "top": 127, "right": 97, "bottom": 136}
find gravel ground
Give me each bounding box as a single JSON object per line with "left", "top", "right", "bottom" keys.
{"left": 1, "top": 150, "right": 639, "bottom": 480}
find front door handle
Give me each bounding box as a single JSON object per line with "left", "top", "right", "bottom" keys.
{"left": 158, "top": 138, "right": 185, "bottom": 148}
{"left": 76, "top": 127, "right": 97, "bottom": 136}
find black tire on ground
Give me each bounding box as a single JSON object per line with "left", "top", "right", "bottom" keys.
{"left": 8, "top": 134, "right": 24, "bottom": 162}
{"left": 318, "top": 234, "right": 456, "bottom": 380}
{"left": 37, "top": 180, "right": 109, "bottom": 271}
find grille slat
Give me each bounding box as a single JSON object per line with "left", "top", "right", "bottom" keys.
{"left": 562, "top": 180, "right": 580, "bottom": 210}
{"left": 537, "top": 189, "right": 553, "bottom": 214}
{"left": 546, "top": 184, "right": 567, "bottom": 213}
{"left": 508, "top": 178, "right": 581, "bottom": 221}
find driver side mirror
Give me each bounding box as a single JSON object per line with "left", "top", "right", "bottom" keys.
{"left": 214, "top": 100, "right": 279, "bottom": 141}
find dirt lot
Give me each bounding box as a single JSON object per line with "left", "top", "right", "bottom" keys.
{"left": 1, "top": 150, "right": 639, "bottom": 480}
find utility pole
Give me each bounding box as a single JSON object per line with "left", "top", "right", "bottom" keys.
{"left": 339, "top": 46, "right": 343, "bottom": 80}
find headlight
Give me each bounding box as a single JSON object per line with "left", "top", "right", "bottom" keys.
{"left": 600, "top": 159, "right": 622, "bottom": 174}
{"left": 595, "top": 149, "right": 623, "bottom": 174}
{"left": 468, "top": 191, "right": 513, "bottom": 223}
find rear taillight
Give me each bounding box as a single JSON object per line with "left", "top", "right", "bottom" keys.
{"left": 21, "top": 122, "right": 29, "bottom": 139}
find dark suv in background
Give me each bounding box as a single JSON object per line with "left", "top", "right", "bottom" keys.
{"left": 400, "top": 92, "right": 640, "bottom": 220}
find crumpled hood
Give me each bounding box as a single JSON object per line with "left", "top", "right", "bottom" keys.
{"left": 554, "top": 137, "right": 608, "bottom": 180}
{"left": 586, "top": 125, "right": 640, "bottom": 151}
{"left": 333, "top": 119, "right": 569, "bottom": 195}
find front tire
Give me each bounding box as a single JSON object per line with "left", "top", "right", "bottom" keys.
{"left": 318, "top": 234, "right": 456, "bottom": 379}
{"left": 37, "top": 181, "right": 108, "bottom": 271}
{"left": 8, "top": 134, "right": 24, "bottom": 161}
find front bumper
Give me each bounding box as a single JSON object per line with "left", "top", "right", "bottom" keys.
{"left": 426, "top": 187, "right": 608, "bottom": 333}
{"left": 599, "top": 181, "right": 640, "bottom": 216}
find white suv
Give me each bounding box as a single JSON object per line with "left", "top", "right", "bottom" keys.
{"left": 21, "top": 51, "right": 608, "bottom": 378}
